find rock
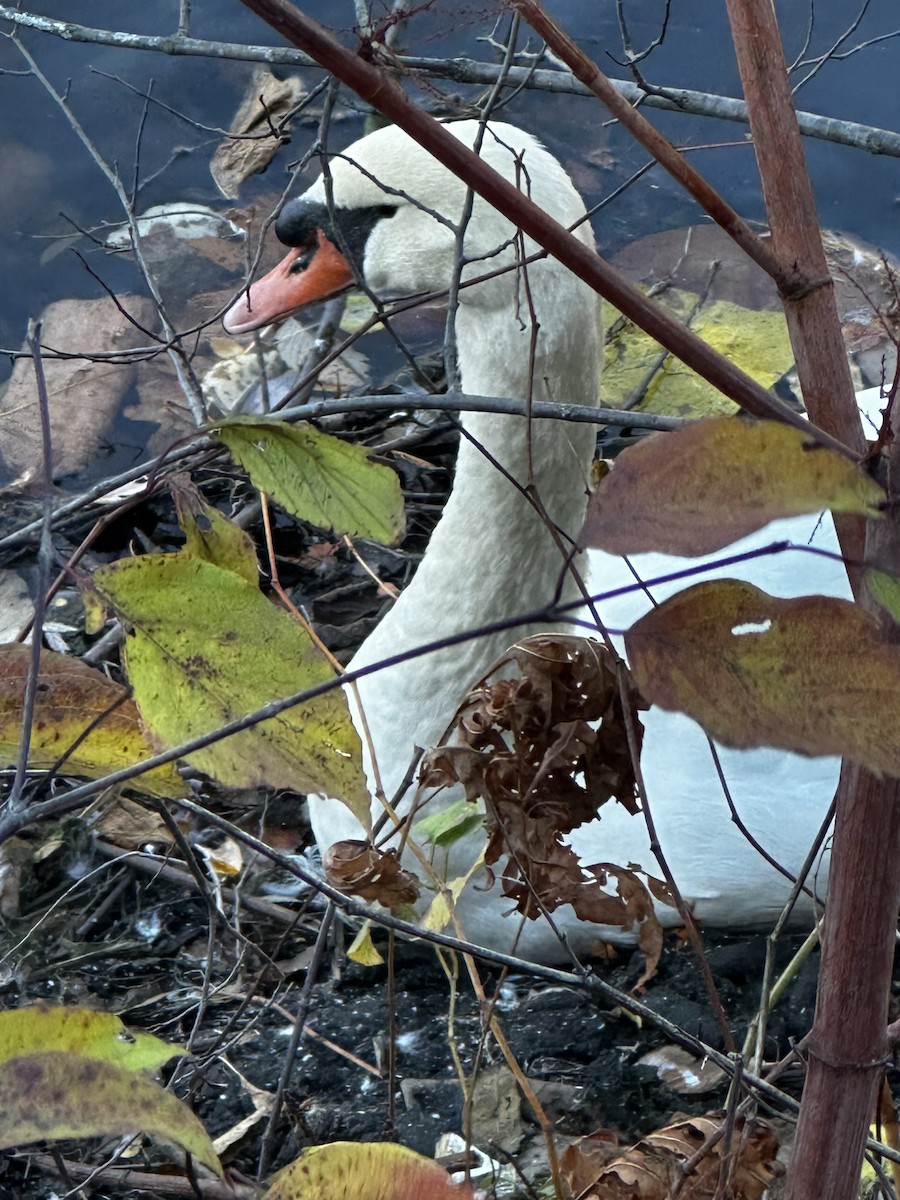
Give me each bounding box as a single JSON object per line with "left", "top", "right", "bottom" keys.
{"left": 0, "top": 296, "right": 158, "bottom": 487}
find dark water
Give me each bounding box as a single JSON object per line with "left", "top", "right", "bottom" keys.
{"left": 0, "top": 0, "right": 897, "bottom": 387}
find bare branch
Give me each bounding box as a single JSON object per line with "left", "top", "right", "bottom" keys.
{"left": 1, "top": 7, "right": 897, "bottom": 157}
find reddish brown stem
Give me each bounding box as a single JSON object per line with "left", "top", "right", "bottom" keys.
{"left": 789, "top": 422, "right": 900, "bottom": 1196}
{"left": 788, "top": 765, "right": 900, "bottom": 1199}
{"left": 726, "top": 0, "right": 866, "bottom": 572}
{"left": 509, "top": 0, "right": 790, "bottom": 291}
{"left": 720, "top": 5, "right": 900, "bottom": 1197}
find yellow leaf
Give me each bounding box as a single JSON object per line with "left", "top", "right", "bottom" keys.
{"left": 0, "top": 645, "right": 182, "bottom": 799}
{"left": 604, "top": 292, "right": 794, "bottom": 418}
{"left": 347, "top": 922, "right": 384, "bottom": 966}
{"left": 91, "top": 547, "right": 370, "bottom": 829}
{"left": 626, "top": 579, "right": 900, "bottom": 774}
{"left": 583, "top": 417, "right": 883, "bottom": 557}
{"left": 263, "top": 1141, "right": 470, "bottom": 1200}
{"left": 0, "top": 1006, "right": 184, "bottom": 1073}
{"left": 421, "top": 858, "right": 485, "bottom": 935}
{"left": 866, "top": 569, "right": 900, "bottom": 624}
{"left": 0, "top": 1052, "right": 221, "bottom": 1176}
{"left": 214, "top": 416, "right": 405, "bottom": 545}
{"left": 174, "top": 481, "right": 261, "bottom": 584}
{"left": 422, "top": 892, "right": 452, "bottom": 935}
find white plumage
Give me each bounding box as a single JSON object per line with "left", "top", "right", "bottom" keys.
{"left": 225, "top": 121, "right": 871, "bottom": 961}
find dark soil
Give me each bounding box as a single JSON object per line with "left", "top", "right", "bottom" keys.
{"left": 0, "top": 823, "right": 832, "bottom": 1200}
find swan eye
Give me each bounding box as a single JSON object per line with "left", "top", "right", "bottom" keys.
{"left": 288, "top": 237, "right": 318, "bottom": 275}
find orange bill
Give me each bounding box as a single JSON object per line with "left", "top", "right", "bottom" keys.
{"left": 224, "top": 229, "right": 354, "bottom": 334}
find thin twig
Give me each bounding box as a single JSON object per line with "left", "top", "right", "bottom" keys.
{"left": 11, "top": 34, "right": 208, "bottom": 423}
{"left": 8, "top": 323, "right": 55, "bottom": 815}
{"left": 256, "top": 902, "right": 335, "bottom": 1178}
{"left": 0, "top": 394, "right": 684, "bottom": 554}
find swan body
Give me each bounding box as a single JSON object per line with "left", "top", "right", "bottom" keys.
{"left": 225, "top": 120, "right": 866, "bottom": 962}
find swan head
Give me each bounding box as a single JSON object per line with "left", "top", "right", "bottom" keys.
{"left": 223, "top": 120, "right": 593, "bottom": 335}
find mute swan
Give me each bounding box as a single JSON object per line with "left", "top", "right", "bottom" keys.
{"left": 224, "top": 120, "right": 861, "bottom": 962}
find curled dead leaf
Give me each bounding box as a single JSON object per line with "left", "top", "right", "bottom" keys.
{"left": 636, "top": 1045, "right": 728, "bottom": 1095}
{"left": 420, "top": 635, "right": 668, "bottom": 974}
{"left": 560, "top": 1128, "right": 621, "bottom": 1197}
{"left": 323, "top": 839, "right": 420, "bottom": 910}
{"left": 564, "top": 1113, "right": 779, "bottom": 1200}
{"left": 211, "top": 68, "right": 307, "bottom": 198}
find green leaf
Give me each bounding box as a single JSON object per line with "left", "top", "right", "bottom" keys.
{"left": 0, "top": 1006, "right": 184, "bottom": 1073}
{"left": 175, "top": 481, "right": 261, "bottom": 583}
{"left": 413, "top": 797, "right": 484, "bottom": 849}
{"left": 0, "top": 1052, "right": 221, "bottom": 1177}
{"left": 214, "top": 415, "right": 405, "bottom": 545}
{"left": 91, "top": 508, "right": 370, "bottom": 829}
{"left": 866, "top": 569, "right": 900, "bottom": 624}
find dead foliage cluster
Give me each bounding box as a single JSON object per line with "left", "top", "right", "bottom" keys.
{"left": 421, "top": 635, "right": 672, "bottom": 963}
{"left": 561, "top": 1113, "right": 780, "bottom": 1200}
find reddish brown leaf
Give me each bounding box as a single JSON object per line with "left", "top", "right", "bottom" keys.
{"left": 584, "top": 1114, "right": 779, "bottom": 1200}
{"left": 582, "top": 417, "right": 882, "bottom": 558}
{"left": 625, "top": 579, "right": 900, "bottom": 774}
{"left": 420, "top": 635, "right": 668, "bottom": 965}
{"left": 323, "top": 840, "right": 420, "bottom": 910}
{"left": 560, "top": 1128, "right": 620, "bottom": 1197}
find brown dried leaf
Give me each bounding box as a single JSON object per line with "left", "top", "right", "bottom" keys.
{"left": 561, "top": 1129, "right": 621, "bottom": 1197}
{"left": 323, "top": 839, "right": 420, "bottom": 910}
{"left": 0, "top": 297, "right": 158, "bottom": 488}
{"left": 457, "top": 635, "right": 646, "bottom": 831}
{"left": 0, "top": 644, "right": 182, "bottom": 798}
{"left": 636, "top": 1046, "right": 728, "bottom": 1095}
{"left": 211, "top": 68, "right": 307, "bottom": 198}
{"left": 626, "top": 579, "right": 900, "bottom": 773}
{"left": 582, "top": 417, "right": 883, "bottom": 558}
{"left": 587, "top": 1114, "right": 778, "bottom": 1200}
{"left": 419, "top": 746, "right": 494, "bottom": 806}
{"left": 421, "top": 636, "right": 667, "bottom": 963}
{"left": 95, "top": 798, "right": 173, "bottom": 850}
{"left": 611, "top": 866, "right": 665, "bottom": 990}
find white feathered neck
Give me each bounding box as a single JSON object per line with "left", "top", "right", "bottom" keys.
{"left": 305, "top": 121, "right": 602, "bottom": 809}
